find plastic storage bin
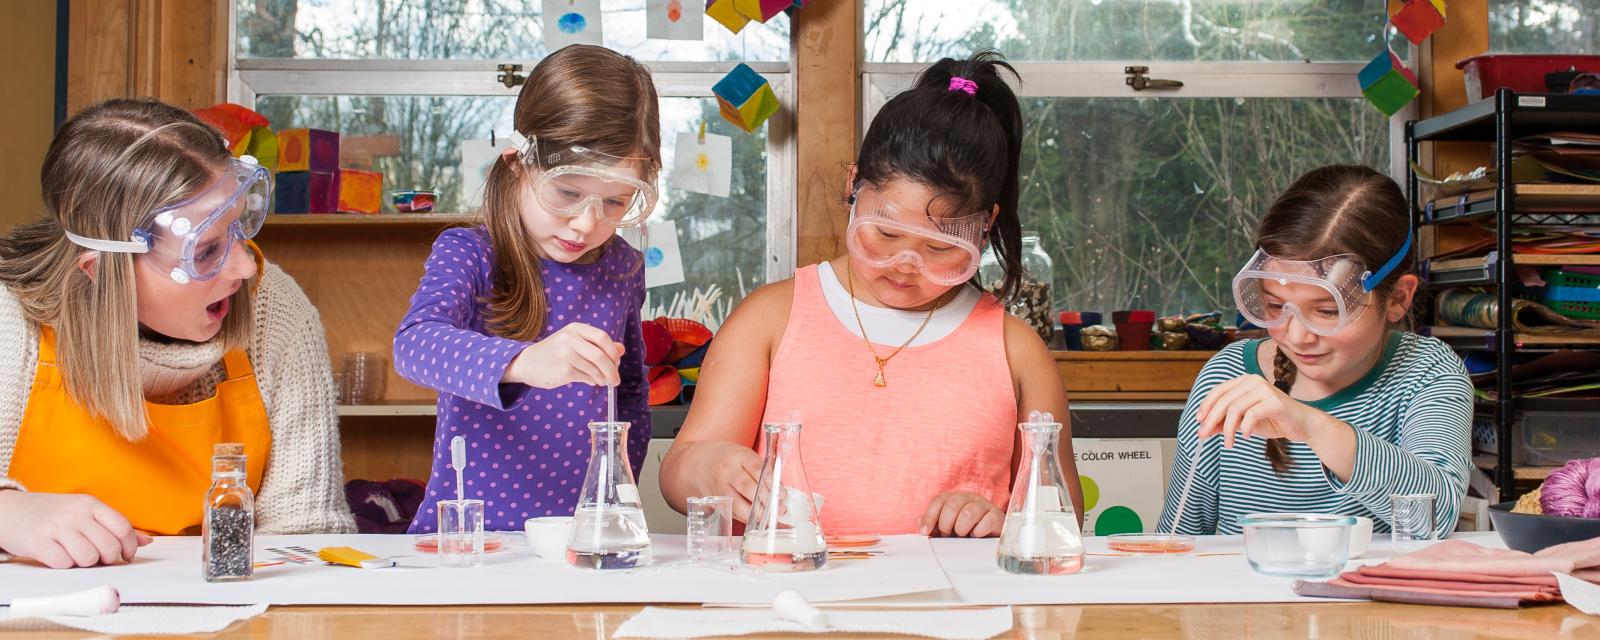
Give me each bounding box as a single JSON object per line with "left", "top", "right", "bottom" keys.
{"left": 1541, "top": 269, "right": 1600, "bottom": 321}
{"left": 1456, "top": 54, "right": 1600, "bottom": 102}
{"left": 1473, "top": 410, "right": 1600, "bottom": 466}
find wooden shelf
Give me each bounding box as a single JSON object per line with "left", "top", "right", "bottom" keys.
{"left": 1473, "top": 455, "right": 1557, "bottom": 481}
{"left": 266, "top": 213, "right": 475, "bottom": 226}
{"left": 1428, "top": 326, "right": 1600, "bottom": 347}
{"left": 337, "top": 403, "right": 436, "bottom": 417}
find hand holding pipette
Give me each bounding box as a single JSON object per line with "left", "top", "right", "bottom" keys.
{"left": 1194, "top": 374, "right": 1359, "bottom": 481}
{"left": 503, "top": 323, "right": 623, "bottom": 389}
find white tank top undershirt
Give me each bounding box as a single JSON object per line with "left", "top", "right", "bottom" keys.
{"left": 814, "top": 261, "right": 982, "bottom": 347}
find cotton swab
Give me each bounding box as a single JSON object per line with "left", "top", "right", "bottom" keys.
{"left": 450, "top": 435, "right": 467, "bottom": 504}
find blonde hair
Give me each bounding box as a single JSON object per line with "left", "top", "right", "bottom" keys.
{"left": 0, "top": 98, "right": 256, "bottom": 440}
{"left": 480, "top": 44, "right": 661, "bottom": 340}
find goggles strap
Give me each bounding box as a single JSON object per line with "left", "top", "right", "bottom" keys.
{"left": 1361, "top": 229, "right": 1412, "bottom": 292}
{"left": 64, "top": 229, "right": 149, "bottom": 254}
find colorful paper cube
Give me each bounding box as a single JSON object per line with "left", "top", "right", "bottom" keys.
{"left": 1391, "top": 0, "right": 1447, "bottom": 46}
{"left": 733, "top": 0, "right": 789, "bottom": 22}
{"left": 1358, "top": 48, "right": 1420, "bottom": 117}
{"left": 706, "top": 0, "right": 749, "bottom": 34}
{"left": 276, "top": 128, "right": 340, "bottom": 173}
{"left": 336, "top": 169, "right": 383, "bottom": 215}
{"left": 712, "top": 63, "right": 780, "bottom": 133}
{"left": 784, "top": 0, "right": 808, "bottom": 18}
{"left": 274, "top": 171, "right": 337, "bottom": 214}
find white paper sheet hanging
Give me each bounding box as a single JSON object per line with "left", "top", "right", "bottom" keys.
{"left": 669, "top": 131, "right": 733, "bottom": 198}
{"left": 620, "top": 221, "right": 686, "bottom": 288}
{"left": 646, "top": 0, "right": 704, "bottom": 41}
{"left": 459, "top": 135, "right": 521, "bottom": 209}
{"left": 543, "top": 0, "right": 604, "bottom": 50}
{"left": 0, "top": 534, "right": 949, "bottom": 606}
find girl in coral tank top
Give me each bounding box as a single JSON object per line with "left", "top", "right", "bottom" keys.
{"left": 660, "top": 51, "right": 1084, "bottom": 538}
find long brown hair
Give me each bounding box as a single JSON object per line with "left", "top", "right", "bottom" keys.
{"left": 1254, "top": 165, "right": 1415, "bottom": 473}
{"left": 479, "top": 44, "right": 661, "bottom": 340}
{"left": 0, "top": 98, "right": 256, "bottom": 440}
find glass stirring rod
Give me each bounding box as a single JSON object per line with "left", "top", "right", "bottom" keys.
{"left": 1165, "top": 446, "right": 1204, "bottom": 535}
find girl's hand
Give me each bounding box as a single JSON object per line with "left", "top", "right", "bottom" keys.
{"left": 918, "top": 491, "right": 1004, "bottom": 538}
{"left": 681, "top": 442, "right": 763, "bottom": 523}
{"left": 0, "top": 490, "right": 152, "bottom": 569}
{"left": 505, "top": 323, "right": 624, "bottom": 389}
{"left": 1195, "top": 375, "right": 1316, "bottom": 447}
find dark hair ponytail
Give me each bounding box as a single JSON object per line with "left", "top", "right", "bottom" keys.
{"left": 853, "top": 49, "right": 1026, "bottom": 300}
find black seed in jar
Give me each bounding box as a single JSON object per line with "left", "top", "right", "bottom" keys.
{"left": 205, "top": 507, "right": 254, "bottom": 581}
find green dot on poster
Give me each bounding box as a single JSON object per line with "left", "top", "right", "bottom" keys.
{"left": 1080, "top": 475, "right": 1100, "bottom": 512}
{"left": 1095, "top": 506, "right": 1143, "bottom": 536}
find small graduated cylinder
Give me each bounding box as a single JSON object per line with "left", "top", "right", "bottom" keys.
{"left": 686, "top": 496, "right": 735, "bottom": 562}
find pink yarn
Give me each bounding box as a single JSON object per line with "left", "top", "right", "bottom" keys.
{"left": 1541, "top": 458, "right": 1600, "bottom": 518}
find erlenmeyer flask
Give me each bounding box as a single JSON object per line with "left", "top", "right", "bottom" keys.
{"left": 741, "top": 419, "right": 827, "bottom": 572}
{"left": 566, "top": 421, "right": 652, "bottom": 569}
{"left": 997, "top": 412, "right": 1084, "bottom": 575}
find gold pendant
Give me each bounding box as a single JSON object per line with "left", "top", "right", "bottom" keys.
{"left": 873, "top": 369, "right": 887, "bottom": 387}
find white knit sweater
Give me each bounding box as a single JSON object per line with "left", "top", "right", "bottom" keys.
{"left": 0, "top": 262, "right": 356, "bottom": 554}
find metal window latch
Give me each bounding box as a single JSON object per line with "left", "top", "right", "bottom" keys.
{"left": 1125, "top": 66, "right": 1184, "bottom": 91}
{"left": 497, "top": 63, "right": 526, "bottom": 89}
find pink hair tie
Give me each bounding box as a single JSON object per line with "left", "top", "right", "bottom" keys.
{"left": 947, "top": 76, "right": 978, "bottom": 96}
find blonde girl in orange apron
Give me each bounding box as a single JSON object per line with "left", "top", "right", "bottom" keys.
{"left": 0, "top": 99, "right": 274, "bottom": 568}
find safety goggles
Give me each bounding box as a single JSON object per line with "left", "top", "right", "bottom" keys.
{"left": 64, "top": 156, "right": 270, "bottom": 284}
{"left": 843, "top": 188, "right": 989, "bottom": 286}
{"left": 520, "top": 136, "right": 658, "bottom": 228}
{"left": 1231, "top": 232, "right": 1411, "bottom": 336}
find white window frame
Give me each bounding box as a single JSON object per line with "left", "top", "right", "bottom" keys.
{"left": 225, "top": 15, "right": 797, "bottom": 283}
{"left": 863, "top": 61, "right": 1414, "bottom": 190}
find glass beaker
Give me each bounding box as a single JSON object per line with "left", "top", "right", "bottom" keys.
{"left": 203, "top": 443, "right": 254, "bottom": 582}
{"left": 687, "top": 496, "right": 736, "bottom": 563}
{"left": 437, "top": 498, "right": 485, "bottom": 568}
{"left": 997, "top": 412, "right": 1084, "bottom": 575}
{"left": 1390, "top": 493, "right": 1437, "bottom": 551}
{"left": 566, "top": 421, "right": 652, "bottom": 569}
{"left": 742, "top": 420, "right": 827, "bottom": 572}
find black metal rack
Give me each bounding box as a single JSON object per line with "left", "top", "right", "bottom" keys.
{"left": 1406, "top": 89, "right": 1600, "bottom": 498}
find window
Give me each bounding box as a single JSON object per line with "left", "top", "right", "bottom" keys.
{"left": 1490, "top": 0, "right": 1600, "bottom": 53}
{"left": 865, "top": 0, "right": 1399, "bottom": 315}
{"left": 231, "top": 0, "right": 793, "bottom": 318}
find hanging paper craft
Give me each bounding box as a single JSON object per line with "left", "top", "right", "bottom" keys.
{"left": 543, "top": 0, "right": 603, "bottom": 51}
{"left": 784, "top": 0, "right": 809, "bottom": 18}
{"left": 194, "top": 104, "right": 279, "bottom": 171}
{"left": 1390, "top": 0, "right": 1447, "bottom": 45}
{"left": 647, "top": 0, "right": 703, "bottom": 40}
{"left": 1358, "top": 48, "right": 1420, "bottom": 117}
{"left": 669, "top": 128, "right": 732, "bottom": 197}
{"left": 712, "top": 64, "right": 780, "bottom": 133}
{"left": 622, "top": 220, "right": 686, "bottom": 288}
{"left": 459, "top": 134, "right": 522, "bottom": 209}
{"left": 705, "top": 0, "right": 749, "bottom": 34}
{"left": 733, "top": 0, "right": 789, "bottom": 22}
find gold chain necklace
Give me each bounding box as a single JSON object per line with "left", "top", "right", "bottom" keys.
{"left": 844, "top": 259, "right": 947, "bottom": 388}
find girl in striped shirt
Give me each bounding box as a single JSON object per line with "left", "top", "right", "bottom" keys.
{"left": 1157, "top": 165, "right": 1472, "bottom": 537}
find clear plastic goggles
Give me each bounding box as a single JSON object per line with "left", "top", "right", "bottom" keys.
{"left": 64, "top": 156, "right": 270, "bottom": 284}
{"left": 1233, "top": 249, "right": 1399, "bottom": 337}
{"left": 520, "top": 136, "right": 658, "bottom": 228}
{"left": 843, "top": 188, "right": 988, "bottom": 286}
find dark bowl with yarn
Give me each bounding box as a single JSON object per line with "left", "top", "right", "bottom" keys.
{"left": 1488, "top": 501, "right": 1600, "bottom": 553}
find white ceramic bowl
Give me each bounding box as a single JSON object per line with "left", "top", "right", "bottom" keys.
{"left": 524, "top": 516, "right": 574, "bottom": 560}
{"left": 1348, "top": 516, "right": 1374, "bottom": 558}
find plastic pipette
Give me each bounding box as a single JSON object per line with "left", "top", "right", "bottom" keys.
{"left": 450, "top": 435, "right": 466, "bottom": 503}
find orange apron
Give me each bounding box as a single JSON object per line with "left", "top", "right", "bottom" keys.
{"left": 8, "top": 326, "right": 271, "bottom": 535}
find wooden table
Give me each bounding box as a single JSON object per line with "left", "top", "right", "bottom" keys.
{"left": 14, "top": 601, "right": 1595, "bottom": 638}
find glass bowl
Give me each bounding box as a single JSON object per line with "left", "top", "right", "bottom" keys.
{"left": 1238, "top": 513, "right": 1355, "bottom": 578}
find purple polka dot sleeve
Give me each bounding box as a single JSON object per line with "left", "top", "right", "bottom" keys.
{"left": 394, "top": 227, "right": 531, "bottom": 410}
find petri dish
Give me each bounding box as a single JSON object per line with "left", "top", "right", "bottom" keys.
{"left": 414, "top": 531, "right": 504, "bottom": 554}
{"left": 1106, "top": 533, "right": 1197, "bottom": 555}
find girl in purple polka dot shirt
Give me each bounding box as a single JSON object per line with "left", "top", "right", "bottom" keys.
{"left": 395, "top": 45, "right": 660, "bottom": 532}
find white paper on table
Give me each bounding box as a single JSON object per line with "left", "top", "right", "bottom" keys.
{"left": 543, "top": 0, "right": 603, "bottom": 50}
{"left": 1556, "top": 572, "right": 1600, "bottom": 615}
{"left": 459, "top": 136, "right": 522, "bottom": 209}
{"left": 646, "top": 0, "right": 704, "bottom": 41}
{"left": 1071, "top": 438, "right": 1163, "bottom": 535}
{"left": 0, "top": 534, "right": 948, "bottom": 606}
{"left": 615, "top": 606, "right": 1013, "bottom": 639}
{"left": 668, "top": 131, "right": 732, "bottom": 198}
{"left": 620, "top": 221, "right": 686, "bottom": 288}
{"left": 0, "top": 604, "right": 267, "bottom": 634}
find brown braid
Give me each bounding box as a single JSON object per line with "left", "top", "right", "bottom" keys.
{"left": 1267, "top": 348, "right": 1297, "bottom": 474}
